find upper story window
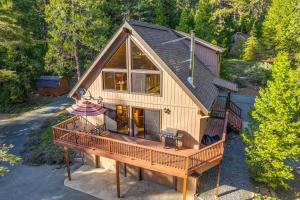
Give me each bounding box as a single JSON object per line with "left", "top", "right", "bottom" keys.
{"left": 131, "top": 41, "right": 161, "bottom": 95}
{"left": 131, "top": 42, "right": 159, "bottom": 71}
{"left": 102, "top": 39, "right": 161, "bottom": 95}
{"left": 104, "top": 42, "right": 126, "bottom": 69}
{"left": 103, "top": 41, "right": 127, "bottom": 91}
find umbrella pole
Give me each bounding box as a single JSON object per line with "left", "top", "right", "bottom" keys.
{"left": 85, "top": 113, "right": 87, "bottom": 132}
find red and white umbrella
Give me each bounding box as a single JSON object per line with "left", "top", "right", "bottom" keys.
{"left": 67, "top": 101, "right": 105, "bottom": 116}
{"left": 66, "top": 101, "right": 106, "bottom": 130}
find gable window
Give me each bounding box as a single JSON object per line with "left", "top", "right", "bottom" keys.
{"left": 102, "top": 41, "right": 127, "bottom": 91}
{"left": 131, "top": 41, "right": 161, "bottom": 95}
{"left": 131, "top": 42, "right": 159, "bottom": 71}
{"left": 104, "top": 42, "right": 126, "bottom": 69}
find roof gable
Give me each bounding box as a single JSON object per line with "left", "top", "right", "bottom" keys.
{"left": 70, "top": 20, "right": 237, "bottom": 114}
{"left": 127, "top": 20, "right": 219, "bottom": 111}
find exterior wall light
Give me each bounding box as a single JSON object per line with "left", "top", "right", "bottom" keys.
{"left": 164, "top": 108, "right": 171, "bottom": 114}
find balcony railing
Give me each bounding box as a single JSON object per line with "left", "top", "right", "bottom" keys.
{"left": 53, "top": 113, "right": 228, "bottom": 176}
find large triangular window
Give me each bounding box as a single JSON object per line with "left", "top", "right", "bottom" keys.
{"left": 131, "top": 41, "right": 159, "bottom": 71}
{"left": 104, "top": 42, "right": 126, "bottom": 69}
{"left": 103, "top": 41, "right": 127, "bottom": 91}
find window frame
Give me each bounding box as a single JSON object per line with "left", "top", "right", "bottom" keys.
{"left": 130, "top": 39, "right": 162, "bottom": 96}
{"left": 102, "top": 70, "right": 128, "bottom": 92}
{"left": 131, "top": 70, "right": 161, "bottom": 96}
{"left": 101, "top": 37, "right": 163, "bottom": 96}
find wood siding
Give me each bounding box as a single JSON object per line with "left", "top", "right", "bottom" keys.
{"left": 183, "top": 39, "right": 220, "bottom": 76}
{"left": 82, "top": 35, "right": 203, "bottom": 149}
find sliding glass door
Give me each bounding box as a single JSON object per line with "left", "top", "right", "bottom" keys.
{"left": 104, "top": 104, "right": 129, "bottom": 135}
{"left": 132, "top": 107, "right": 160, "bottom": 141}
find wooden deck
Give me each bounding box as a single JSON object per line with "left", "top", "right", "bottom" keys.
{"left": 52, "top": 113, "right": 229, "bottom": 200}
{"left": 53, "top": 115, "right": 228, "bottom": 178}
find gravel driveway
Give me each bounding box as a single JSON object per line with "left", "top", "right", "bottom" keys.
{"left": 0, "top": 96, "right": 99, "bottom": 200}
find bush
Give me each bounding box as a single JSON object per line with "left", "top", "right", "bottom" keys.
{"left": 244, "top": 62, "right": 271, "bottom": 85}
{"left": 0, "top": 70, "right": 29, "bottom": 107}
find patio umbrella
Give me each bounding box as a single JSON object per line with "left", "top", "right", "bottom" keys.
{"left": 66, "top": 101, "right": 106, "bottom": 131}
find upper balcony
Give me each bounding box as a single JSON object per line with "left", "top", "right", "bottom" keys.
{"left": 52, "top": 114, "right": 228, "bottom": 178}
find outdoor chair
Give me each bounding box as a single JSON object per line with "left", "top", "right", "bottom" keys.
{"left": 90, "top": 124, "right": 106, "bottom": 136}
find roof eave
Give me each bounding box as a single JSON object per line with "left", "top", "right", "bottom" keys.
{"left": 174, "top": 30, "right": 225, "bottom": 53}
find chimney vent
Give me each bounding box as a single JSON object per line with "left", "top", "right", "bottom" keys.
{"left": 188, "top": 30, "right": 195, "bottom": 87}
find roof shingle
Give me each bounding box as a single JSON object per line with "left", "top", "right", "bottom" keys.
{"left": 128, "top": 20, "right": 220, "bottom": 111}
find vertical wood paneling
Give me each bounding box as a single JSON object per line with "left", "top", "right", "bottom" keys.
{"left": 81, "top": 38, "right": 207, "bottom": 149}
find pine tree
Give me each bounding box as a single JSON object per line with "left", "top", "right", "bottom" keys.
{"left": 176, "top": 8, "right": 194, "bottom": 33}
{"left": 242, "top": 52, "right": 300, "bottom": 189}
{"left": 45, "top": 0, "right": 112, "bottom": 80}
{"left": 242, "top": 28, "right": 260, "bottom": 61}
{"left": 194, "top": 0, "right": 214, "bottom": 42}
{"left": 262, "top": 0, "right": 300, "bottom": 57}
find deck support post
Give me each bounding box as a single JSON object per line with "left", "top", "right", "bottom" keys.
{"left": 215, "top": 162, "right": 222, "bottom": 199}
{"left": 173, "top": 176, "right": 177, "bottom": 191}
{"left": 64, "top": 147, "right": 71, "bottom": 181}
{"left": 95, "top": 155, "right": 100, "bottom": 168}
{"left": 138, "top": 167, "right": 143, "bottom": 181}
{"left": 115, "top": 160, "right": 121, "bottom": 198}
{"left": 182, "top": 176, "right": 187, "bottom": 200}
{"left": 124, "top": 163, "right": 127, "bottom": 177}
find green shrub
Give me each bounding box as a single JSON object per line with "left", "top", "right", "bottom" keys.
{"left": 244, "top": 62, "right": 271, "bottom": 85}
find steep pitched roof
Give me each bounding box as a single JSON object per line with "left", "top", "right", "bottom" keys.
{"left": 69, "top": 20, "right": 237, "bottom": 113}
{"left": 127, "top": 20, "right": 220, "bottom": 111}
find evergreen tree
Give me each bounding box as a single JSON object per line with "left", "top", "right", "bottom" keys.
{"left": 153, "top": 0, "right": 179, "bottom": 28}
{"left": 242, "top": 28, "right": 260, "bottom": 61}
{"left": 0, "top": 0, "right": 46, "bottom": 106}
{"left": 194, "top": 0, "right": 214, "bottom": 42}
{"left": 154, "top": 0, "right": 168, "bottom": 27}
{"left": 262, "top": 0, "right": 300, "bottom": 57}
{"left": 45, "top": 0, "right": 112, "bottom": 80}
{"left": 176, "top": 8, "right": 194, "bottom": 33}
{"left": 242, "top": 52, "right": 300, "bottom": 189}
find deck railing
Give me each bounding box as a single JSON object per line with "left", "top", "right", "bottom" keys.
{"left": 53, "top": 114, "right": 228, "bottom": 174}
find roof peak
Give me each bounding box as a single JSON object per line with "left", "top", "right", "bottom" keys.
{"left": 127, "top": 20, "right": 224, "bottom": 53}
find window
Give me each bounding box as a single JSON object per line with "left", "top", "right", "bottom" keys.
{"left": 102, "top": 40, "right": 161, "bottom": 95}
{"left": 131, "top": 41, "right": 158, "bottom": 71}
{"left": 102, "top": 41, "right": 127, "bottom": 91}
{"left": 103, "top": 72, "right": 127, "bottom": 91}
{"left": 131, "top": 41, "right": 161, "bottom": 95}
{"left": 132, "top": 73, "right": 160, "bottom": 94}
{"left": 104, "top": 42, "right": 126, "bottom": 69}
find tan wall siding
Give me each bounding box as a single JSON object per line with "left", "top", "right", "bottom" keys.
{"left": 79, "top": 35, "right": 206, "bottom": 149}
{"left": 183, "top": 39, "right": 220, "bottom": 76}
{"left": 86, "top": 68, "right": 201, "bottom": 148}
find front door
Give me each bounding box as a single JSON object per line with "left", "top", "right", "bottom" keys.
{"left": 132, "top": 107, "right": 160, "bottom": 141}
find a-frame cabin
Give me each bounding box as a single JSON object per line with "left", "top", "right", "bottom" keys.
{"left": 53, "top": 20, "right": 242, "bottom": 200}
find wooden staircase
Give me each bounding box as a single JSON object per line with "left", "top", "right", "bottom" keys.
{"left": 211, "top": 97, "right": 243, "bottom": 132}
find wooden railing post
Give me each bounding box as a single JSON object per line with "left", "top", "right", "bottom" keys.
{"left": 150, "top": 149, "right": 153, "bottom": 165}
{"left": 185, "top": 157, "right": 190, "bottom": 173}
{"left": 109, "top": 140, "right": 112, "bottom": 153}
